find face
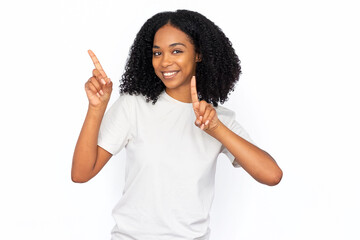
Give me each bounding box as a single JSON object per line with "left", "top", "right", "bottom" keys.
{"left": 152, "top": 24, "right": 201, "bottom": 97}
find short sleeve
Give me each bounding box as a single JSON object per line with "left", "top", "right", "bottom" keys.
{"left": 97, "top": 94, "right": 133, "bottom": 155}
{"left": 219, "top": 110, "right": 255, "bottom": 168}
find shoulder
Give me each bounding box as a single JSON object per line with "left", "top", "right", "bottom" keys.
{"left": 215, "top": 104, "right": 254, "bottom": 144}
{"left": 105, "top": 93, "right": 137, "bottom": 118}
{"left": 109, "top": 92, "right": 152, "bottom": 117}
{"left": 214, "top": 105, "right": 236, "bottom": 123}
{"left": 112, "top": 92, "right": 144, "bottom": 108}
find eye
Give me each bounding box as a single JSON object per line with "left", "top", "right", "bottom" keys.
{"left": 173, "top": 50, "right": 183, "bottom": 54}
{"left": 153, "top": 51, "right": 161, "bottom": 56}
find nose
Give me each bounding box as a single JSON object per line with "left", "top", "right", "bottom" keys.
{"left": 161, "top": 53, "right": 173, "bottom": 68}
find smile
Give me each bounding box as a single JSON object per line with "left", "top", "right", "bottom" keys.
{"left": 162, "top": 71, "right": 179, "bottom": 79}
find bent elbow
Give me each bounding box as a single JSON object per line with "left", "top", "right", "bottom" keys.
{"left": 72, "top": 176, "right": 85, "bottom": 183}
{"left": 267, "top": 168, "right": 283, "bottom": 186}
{"left": 71, "top": 173, "right": 91, "bottom": 183}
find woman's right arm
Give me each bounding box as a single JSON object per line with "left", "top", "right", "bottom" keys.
{"left": 71, "top": 50, "right": 113, "bottom": 183}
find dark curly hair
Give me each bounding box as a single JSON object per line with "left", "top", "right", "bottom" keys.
{"left": 119, "top": 9, "right": 241, "bottom": 107}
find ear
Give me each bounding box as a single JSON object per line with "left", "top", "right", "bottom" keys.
{"left": 195, "top": 53, "right": 202, "bottom": 62}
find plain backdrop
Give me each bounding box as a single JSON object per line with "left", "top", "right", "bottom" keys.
{"left": 1, "top": 0, "right": 359, "bottom": 239}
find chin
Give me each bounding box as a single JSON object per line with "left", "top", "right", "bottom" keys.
{"left": 163, "top": 82, "right": 179, "bottom": 89}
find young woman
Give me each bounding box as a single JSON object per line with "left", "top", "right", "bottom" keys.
{"left": 72, "top": 9, "right": 282, "bottom": 240}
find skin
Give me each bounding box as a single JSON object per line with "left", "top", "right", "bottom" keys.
{"left": 152, "top": 24, "right": 201, "bottom": 103}
{"left": 152, "top": 25, "right": 283, "bottom": 185}
{"left": 191, "top": 76, "right": 283, "bottom": 186}
{"left": 72, "top": 27, "right": 283, "bottom": 186}
{"left": 71, "top": 50, "right": 113, "bottom": 183}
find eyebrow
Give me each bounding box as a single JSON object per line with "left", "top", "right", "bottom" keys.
{"left": 153, "top": 43, "right": 187, "bottom": 48}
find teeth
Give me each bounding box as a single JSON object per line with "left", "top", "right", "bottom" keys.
{"left": 163, "top": 72, "right": 177, "bottom": 76}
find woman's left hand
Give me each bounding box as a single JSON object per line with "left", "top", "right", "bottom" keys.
{"left": 191, "top": 76, "right": 221, "bottom": 133}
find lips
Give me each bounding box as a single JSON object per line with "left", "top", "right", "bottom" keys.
{"left": 162, "top": 71, "right": 179, "bottom": 79}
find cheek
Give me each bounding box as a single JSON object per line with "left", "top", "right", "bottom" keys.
{"left": 152, "top": 58, "right": 156, "bottom": 69}
{"left": 179, "top": 56, "right": 195, "bottom": 69}
{"left": 152, "top": 59, "right": 161, "bottom": 78}
{"left": 181, "top": 58, "right": 196, "bottom": 72}
{"left": 152, "top": 59, "right": 159, "bottom": 72}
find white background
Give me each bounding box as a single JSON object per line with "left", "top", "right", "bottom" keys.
{"left": 1, "top": 0, "right": 359, "bottom": 239}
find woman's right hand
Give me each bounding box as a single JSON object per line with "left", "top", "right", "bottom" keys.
{"left": 85, "top": 49, "right": 113, "bottom": 108}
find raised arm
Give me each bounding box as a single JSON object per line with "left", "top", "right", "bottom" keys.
{"left": 190, "top": 76, "right": 283, "bottom": 186}
{"left": 71, "top": 50, "right": 113, "bottom": 183}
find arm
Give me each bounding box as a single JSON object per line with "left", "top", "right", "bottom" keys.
{"left": 71, "top": 105, "right": 112, "bottom": 183}
{"left": 190, "top": 76, "right": 282, "bottom": 186}
{"left": 206, "top": 122, "right": 283, "bottom": 186}
{"left": 71, "top": 50, "right": 113, "bottom": 183}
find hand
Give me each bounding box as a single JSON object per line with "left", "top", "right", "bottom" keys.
{"left": 85, "top": 50, "right": 113, "bottom": 108}
{"left": 191, "top": 76, "right": 221, "bottom": 133}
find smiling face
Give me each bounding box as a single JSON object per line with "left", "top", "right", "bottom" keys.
{"left": 152, "top": 24, "right": 201, "bottom": 102}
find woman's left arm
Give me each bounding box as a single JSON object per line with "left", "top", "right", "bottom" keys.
{"left": 206, "top": 122, "right": 283, "bottom": 186}
{"left": 190, "top": 76, "right": 282, "bottom": 186}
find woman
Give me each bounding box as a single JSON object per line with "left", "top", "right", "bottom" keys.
{"left": 72, "top": 9, "right": 282, "bottom": 240}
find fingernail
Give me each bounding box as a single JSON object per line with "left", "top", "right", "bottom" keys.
{"left": 96, "top": 92, "right": 101, "bottom": 98}
{"left": 196, "top": 120, "right": 200, "bottom": 126}
{"left": 200, "top": 116, "right": 203, "bottom": 121}
{"left": 201, "top": 124, "right": 204, "bottom": 130}
{"left": 99, "top": 90, "right": 104, "bottom": 95}
{"left": 205, "top": 120, "right": 209, "bottom": 126}
{"left": 101, "top": 79, "right": 106, "bottom": 85}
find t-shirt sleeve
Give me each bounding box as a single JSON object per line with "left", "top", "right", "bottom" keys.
{"left": 219, "top": 110, "right": 255, "bottom": 168}
{"left": 97, "top": 94, "right": 133, "bottom": 155}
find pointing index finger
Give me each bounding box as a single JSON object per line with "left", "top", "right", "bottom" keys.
{"left": 191, "top": 76, "right": 200, "bottom": 109}
{"left": 88, "top": 49, "right": 108, "bottom": 79}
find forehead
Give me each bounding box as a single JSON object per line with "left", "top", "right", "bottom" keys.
{"left": 153, "top": 24, "right": 193, "bottom": 46}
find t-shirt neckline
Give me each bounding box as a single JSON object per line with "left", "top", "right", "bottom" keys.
{"left": 162, "top": 90, "right": 193, "bottom": 106}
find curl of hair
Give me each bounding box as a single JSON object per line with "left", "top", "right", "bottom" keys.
{"left": 119, "top": 9, "right": 241, "bottom": 107}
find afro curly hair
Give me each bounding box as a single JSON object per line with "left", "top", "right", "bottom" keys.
{"left": 119, "top": 9, "right": 241, "bottom": 107}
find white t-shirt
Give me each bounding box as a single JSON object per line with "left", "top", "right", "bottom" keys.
{"left": 98, "top": 90, "right": 253, "bottom": 240}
